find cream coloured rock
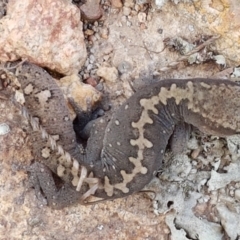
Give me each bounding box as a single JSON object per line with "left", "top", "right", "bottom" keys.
{"left": 58, "top": 75, "right": 102, "bottom": 115}
{"left": 0, "top": 0, "right": 87, "bottom": 75}
{"left": 97, "top": 66, "right": 118, "bottom": 82}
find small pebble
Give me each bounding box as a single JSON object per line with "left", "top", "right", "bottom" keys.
{"left": 80, "top": 0, "right": 103, "bottom": 21}
{"left": 139, "top": 23, "right": 146, "bottom": 30}
{"left": 95, "top": 82, "right": 104, "bottom": 91}
{"left": 95, "top": 33, "right": 100, "bottom": 40}
{"left": 100, "top": 42, "right": 113, "bottom": 55}
{"left": 188, "top": 25, "right": 194, "bottom": 32}
{"left": 126, "top": 20, "right": 132, "bottom": 27}
{"left": 117, "top": 61, "right": 132, "bottom": 74}
{"left": 100, "top": 28, "right": 109, "bottom": 39}
{"left": 90, "top": 48, "right": 95, "bottom": 54}
{"left": 124, "top": 0, "right": 134, "bottom": 8}
{"left": 121, "top": 15, "right": 127, "bottom": 22}
{"left": 111, "top": 0, "right": 123, "bottom": 8}
{"left": 85, "top": 29, "right": 94, "bottom": 35}
{"left": 89, "top": 54, "right": 95, "bottom": 63}
{"left": 97, "top": 66, "right": 118, "bottom": 82}
{"left": 103, "top": 55, "right": 110, "bottom": 61}
{"left": 138, "top": 12, "right": 146, "bottom": 23}
{"left": 0, "top": 123, "right": 10, "bottom": 135}
{"left": 83, "top": 73, "right": 90, "bottom": 79}
{"left": 235, "top": 183, "right": 240, "bottom": 188}
{"left": 92, "top": 26, "right": 98, "bottom": 32}
{"left": 87, "top": 64, "right": 93, "bottom": 71}
{"left": 90, "top": 69, "right": 97, "bottom": 75}
{"left": 85, "top": 77, "right": 98, "bottom": 87}
{"left": 131, "top": 10, "right": 137, "bottom": 16}
{"left": 229, "top": 189, "right": 234, "bottom": 197}
{"left": 123, "top": 6, "right": 131, "bottom": 16}
{"left": 191, "top": 148, "right": 201, "bottom": 159}
{"left": 117, "top": 21, "right": 123, "bottom": 27}
{"left": 136, "top": 0, "right": 149, "bottom": 4}
{"left": 84, "top": 59, "right": 90, "bottom": 67}
{"left": 89, "top": 35, "right": 96, "bottom": 42}
{"left": 134, "top": 4, "right": 140, "bottom": 11}
{"left": 234, "top": 189, "right": 240, "bottom": 200}
{"left": 146, "top": 13, "right": 152, "bottom": 21}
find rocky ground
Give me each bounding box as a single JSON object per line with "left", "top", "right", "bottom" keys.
{"left": 1, "top": 0, "right": 240, "bottom": 239}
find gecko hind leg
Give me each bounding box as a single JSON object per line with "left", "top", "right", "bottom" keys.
{"left": 169, "top": 122, "right": 192, "bottom": 155}
{"left": 28, "top": 162, "right": 84, "bottom": 209}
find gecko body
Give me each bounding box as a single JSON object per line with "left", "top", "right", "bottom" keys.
{"left": 5, "top": 62, "right": 240, "bottom": 208}
{"left": 87, "top": 78, "right": 240, "bottom": 200}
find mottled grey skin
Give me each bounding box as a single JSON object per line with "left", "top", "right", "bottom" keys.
{"left": 12, "top": 62, "right": 89, "bottom": 207}
{"left": 88, "top": 78, "right": 240, "bottom": 200}
{"left": 14, "top": 63, "right": 84, "bottom": 171}
{"left": 11, "top": 62, "right": 240, "bottom": 208}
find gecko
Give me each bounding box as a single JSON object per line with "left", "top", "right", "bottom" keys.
{"left": 2, "top": 61, "right": 240, "bottom": 209}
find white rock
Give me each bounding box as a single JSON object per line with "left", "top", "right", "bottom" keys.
{"left": 155, "top": 0, "right": 167, "bottom": 8}
{"left": 207, "top": 162, "right": 240, "bottom": 191}
{"left": 235, "top": 189, "right": 240, "bottom": 200}
{"left": 0, "top": 123, "right": 10, "bottom": 135}
{"left": 217, "top": 204, "right": 240, "bottom": 240}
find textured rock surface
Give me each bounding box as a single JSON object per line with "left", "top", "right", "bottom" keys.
{"left": 0, "top": 0, "right": 87, "bottom": 75}
{"left": 58, "top": 74, "right": 102, "bottom": 114}
{"left": 1, "top": 0, "right": 240, "bottom": 239}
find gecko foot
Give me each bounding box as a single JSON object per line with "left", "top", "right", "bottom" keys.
{"left": 28, "top": 162, "right": 84, "bottom": 209}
